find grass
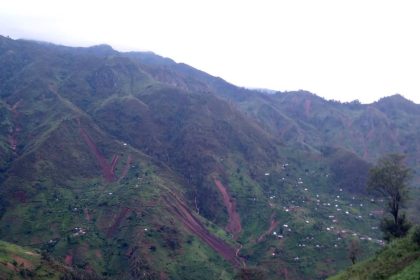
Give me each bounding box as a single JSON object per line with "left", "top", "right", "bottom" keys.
{"left": 0, "top": 240, "right": 61, "bottom": 280}
{"left": 329, "top": 228, "right": 420, "bottom": 280}
{"left": 2, "top": 36, "right": 416, "bottom": 279}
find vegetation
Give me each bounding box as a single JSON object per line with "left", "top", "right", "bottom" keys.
{"left": 329, "top": 228, "right": 420, "bottom": 280}
{"left": 0, "top": 35, "right": 420, "bottom": 279}
{"left": 368, "top": 154, "right": 412, "bottom": 241}
{"left": 348, "top": 238, "right": 361, "bottom": 265}
{"left": 0, "top": 240, "right": 103, "bottom": 280}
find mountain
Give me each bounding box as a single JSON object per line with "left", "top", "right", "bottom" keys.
{"left": 0, "top": 35, "right": 419, "bottom": 279}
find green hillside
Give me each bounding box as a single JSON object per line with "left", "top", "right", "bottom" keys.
{"left": 0, "top": 239, "right": 103, "bottom": 279}
{"left": 329, "top": 228, "right": 420, "bottom": 280}
{"left": 0, "top": 35, "right": 419, "bottom": 279}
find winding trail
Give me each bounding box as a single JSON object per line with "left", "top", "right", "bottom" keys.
{"left": 213, "top": 179, "right": 242, "bottom": 238}
{"left": 106, "top": 207, "right": 131, "bottom": 238}
{"left": 164, "top": 194, "right": 243, "bottom": 268}
{"left": 110, "top": 155, "right": 119, "bottom": 175}
{"left": 79, "top": 127, "right": 116, "bottom": 182}
{"left": 257, "top": 213, "right": 278, "bottom": 243}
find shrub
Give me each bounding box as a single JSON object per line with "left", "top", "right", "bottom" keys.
{"left": 380, "top": 214, "right": 411, "bottom": 241}
{"left": 411, "top": 225, "right": 420, "bottom": 246}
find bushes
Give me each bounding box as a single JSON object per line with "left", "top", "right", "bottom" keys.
{"left": 380, "top": 214, "right": 411, "bottom": 242}
{"left": 410, "top": 226, "right": 420, "bottom": 246}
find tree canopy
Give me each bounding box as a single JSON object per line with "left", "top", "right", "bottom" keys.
{"left": 368, "top": 154, "right": 411, "bottom": 240}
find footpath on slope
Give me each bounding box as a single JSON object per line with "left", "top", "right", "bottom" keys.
{"left": 257, "top": 213, "right": 279, "bottom": 243}
{"left": 77, "top": 120, "right": 131, "bottom": 183}
{"left": 213, "top": 179, "right": 242, "bottom": 239}
{"left": 164, "top": 194, "right": 244, "bottom": 268}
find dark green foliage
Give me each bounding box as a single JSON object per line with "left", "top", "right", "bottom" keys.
{"left": 234, "top": 268, "right": 267, "bottom": 280}
{"left": 368, "top": 154, "right": 412, "bottom": 240}
{"left": 1, "top": 35, "right": 420, "bottom": 280}
{"left": 330, "top": 228, "right": 420, "bottom": 280}
{"left": 322, "top": 147, "right": 371, "bottom": 193}
{"left": 380, "top": 215, "right": 411, "bottom": 242}
{"left": 410, "top": 226, "right": 420, "bottom": 246}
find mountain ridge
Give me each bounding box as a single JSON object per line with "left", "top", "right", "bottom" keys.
{"left": 0, "top": 35, "right": 419, "bottom": 279}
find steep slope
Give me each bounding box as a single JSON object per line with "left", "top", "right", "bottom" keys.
{"left": 125, "top": 49, "right": 420, "bottom": 185}
{"left": 0, "top": 36, "right": 244, "bottom": 278}
{"left": 0, "top": 239, "right": 102, "bottom": 280}
{"left": 0, "top": 35, "right": 412, "bottom": 279}
{"left": 329, "top": 229, "right": 420, "bottom": 280}
{"left": 230, "top": 91, "right": 420, "bottom": 184}
{"left": 129, "top": 52, "right": 420, "bottom": 176}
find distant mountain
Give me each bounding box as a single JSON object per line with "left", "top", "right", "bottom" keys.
{"left": 0, "top": 35, "right": 419, "bottom": 279}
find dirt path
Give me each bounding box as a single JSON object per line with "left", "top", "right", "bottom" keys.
{"left": 110, "top": 154, "right": 119, "bottom": 174}
{"left": 79, "top": 127, "right": 116, "bottom": 182}
{"left": 84, "top": 208, "right": 92, "bottom": 222}
{"left": 64, "top": 254, "right": 73, "bottom": 266}
{"left": 12, "top": 255, "right": 33, "bottom": 269}
{"left": 107, "top": 207, "right": 131, "bottom": 238}
{"left": 164, "top": 194, "right": 243, "bottom": 268}
{"left": 257, "top": 213, "right": 278, "bottom": 243}
{"left": 283, "top": 268, "right": 289, "bottom": 280}
{"left": 213, "top": 179, "right": 242, "bottom": 238}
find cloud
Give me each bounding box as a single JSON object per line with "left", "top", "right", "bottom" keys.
{"left": 1, "top": 0, "right": 419, "bottom": 103}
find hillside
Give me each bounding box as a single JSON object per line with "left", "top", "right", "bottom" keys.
{"left": 329, "top": 228, "right": 420, "bottom": 280}
{"left": 0, "top": 239, "right": 103, "bottom": 279}
{"left": 0, "top": 35, "right": 419, "bottom": 279}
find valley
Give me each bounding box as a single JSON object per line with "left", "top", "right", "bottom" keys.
{"left": 0, "top": 35, "right": 419, "bottom": 279}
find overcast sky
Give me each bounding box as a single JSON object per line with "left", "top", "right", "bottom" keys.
{"left": 1, "top": 0, "right": 419, "bottom": 103}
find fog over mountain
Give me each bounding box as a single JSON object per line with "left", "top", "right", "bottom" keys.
{"left": 1, "top": 0, "right": 420, "bottom": 103}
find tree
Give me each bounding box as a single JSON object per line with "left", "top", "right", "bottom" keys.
{"left": 348, "top": 238, "right": 361, "bottom": 264}
{"left": 368, "top": 154, "right": 411, "bottom": 240}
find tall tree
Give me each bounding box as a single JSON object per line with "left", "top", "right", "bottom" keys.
{"left": 368, "top": 154, "right": 411, "bottom": 240}
{"left": 348, "top": 238, "right": 361, "bottom": 265}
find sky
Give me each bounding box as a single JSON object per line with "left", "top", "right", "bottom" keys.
{"left": 1, "top": 0, "right": 419, "bottom": 104}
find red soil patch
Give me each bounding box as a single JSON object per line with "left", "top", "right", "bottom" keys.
{"left": 257, "top": 214, "right": 279, "bottom": 243}
{"left": 12, "top": 255, "right": 33, "bottom": 269}
{"left": 106, "top": 207, "right": 131, "bottom": 238}
{"left": 94, "top": 250, "right": 102, "bottom": 258}
{"left": 283, "top": 268, "right": 289, "bottom": 280}
{"left": 371, "top": 209, "right": 384, "bottom": 216}
{"left": 5, "top": 261, "right": 17, "bottom": 271}
{"left": 214, "top": 179, "right": 242, "bottom": 238}
{"left": 110, "top": 154, "right": 119, "bottom": 174}
{"left": 160, "top": 271, "right": 169, "bottom": 280}
{"left": 164, "top": 194, "right": 244, "bottom": 268}
{"left": 64, "top": 254, "right": 73, "bottom": 266}
{"left": 84, "top": 208, "right": 92, "bottom": 222}
{"left": 79, "top": 127, "right": 116, "bottom": 182}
